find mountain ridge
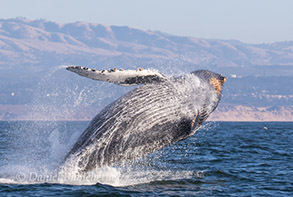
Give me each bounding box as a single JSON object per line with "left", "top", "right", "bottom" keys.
{"left": 1, "top": 18, "right": 293, "bottom": 73}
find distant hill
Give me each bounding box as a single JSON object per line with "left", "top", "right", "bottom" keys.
{"left": 1, "top": 18, "right": 293, "bottom": 75}
{"left": 0, "top": 18, "right": 292, "bottom": 121}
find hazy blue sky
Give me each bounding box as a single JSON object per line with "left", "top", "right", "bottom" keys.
{"left": 1, "top": 0, "right": 293, "bottom": 43}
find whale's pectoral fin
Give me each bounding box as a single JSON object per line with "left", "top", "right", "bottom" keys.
{"left": 66, "top": 66, "right": 167, "bottom": 86}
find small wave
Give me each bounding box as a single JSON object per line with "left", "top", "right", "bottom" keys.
{"left": 0, "top": 162, "right": 202, "bottom": 187}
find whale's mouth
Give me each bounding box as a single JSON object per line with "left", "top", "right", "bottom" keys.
{"left": 209, "top": 76, "right": 226, "bottom": 95}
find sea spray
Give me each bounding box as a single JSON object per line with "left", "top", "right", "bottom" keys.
{"left": 0, "top": 66, "right": 217, "bottom": 186}
{"left": 0, "top": 120, "right": 213, "bottom": 186}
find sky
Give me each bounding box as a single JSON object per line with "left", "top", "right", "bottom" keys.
{"left": 1, "top": 0, "right": 293, "bottom": 44}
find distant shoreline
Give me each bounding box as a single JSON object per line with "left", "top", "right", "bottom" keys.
{"left": 0, "top": 104, "right": 292, "bottom": 122}
{"left": 0, "top": 119, "right": 293, "bottom": 122}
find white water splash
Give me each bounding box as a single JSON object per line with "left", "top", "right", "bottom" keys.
{"left": 0, "top": 65, "right": 217, "bottom": 186}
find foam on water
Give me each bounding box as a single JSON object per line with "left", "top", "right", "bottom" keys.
{"left": 0, "top": 65, "right": 216, "bottom": 186}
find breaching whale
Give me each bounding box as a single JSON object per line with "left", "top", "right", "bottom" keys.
{"left": 64, "top": 66, "right": 226, "bottom": 172}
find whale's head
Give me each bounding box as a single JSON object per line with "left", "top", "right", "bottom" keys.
{"left": 191, "top": 70, "right": 226, "bottom": 96}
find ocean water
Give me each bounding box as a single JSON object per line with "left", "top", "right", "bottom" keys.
{"left": 0, "top": 121, "right": 292, "bottom": 196}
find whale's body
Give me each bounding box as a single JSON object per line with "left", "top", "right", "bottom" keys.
{"left": 64, "top": 67, "right": 226, "bottom": 172}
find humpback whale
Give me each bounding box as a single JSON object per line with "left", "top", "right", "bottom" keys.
{"left": 64, "top": 66, "right": 226, "bottom": 172}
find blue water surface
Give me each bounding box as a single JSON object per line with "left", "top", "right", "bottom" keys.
{"left": 0, "top": 121, "right": 292, "bottom": 196}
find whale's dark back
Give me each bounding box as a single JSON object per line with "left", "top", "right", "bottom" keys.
{"left": 64, "top": 71, "right": 223, "bottom": 172}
